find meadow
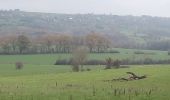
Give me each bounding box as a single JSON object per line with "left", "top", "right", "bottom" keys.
{"left": 0, "top": 65, "right": 169, "bottom": 100}
{"left": 0, "top": 48, "right": 169, "bottom": 100}
{"left": 0, "top": 48, "right": 169, "bottom": 65}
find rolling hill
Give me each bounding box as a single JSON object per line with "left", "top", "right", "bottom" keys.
{"left": 1, "top": 10, "right": 170, "bottom": 49}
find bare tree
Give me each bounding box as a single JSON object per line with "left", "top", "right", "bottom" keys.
{"left": 71, "top": 46, "right": 89, "bottom": 71}
{"left": 85, "top": 33, "right": 111, "bottom": 53}
{"left": 40, "top": 34, "right": 56, "bottom": 53}
{"left": 57, "top": 34, "right": 72, "bottom": 53}
{"left": 17, "top": 35, "right": 30, "bottom": 54}
{"left": 0, "top": 35, "right": 17, "bottom": 54}
{"left": 0, "top": 33, "right": 112, "bottom": 54}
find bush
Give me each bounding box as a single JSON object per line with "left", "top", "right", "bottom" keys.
{"left": 113, "top": 59, "right": 121, "bottom": 68}
{"left": 71, "top": 64, "right": 79, "bottom": 72}
{"left": 86, "top": 68, "right": 91, "bottom": 71}
{"left": 85, "top": 60, "right": 105, "bottom": 65}
{"left": 134, "top": 51, "right": 155, "bottom": 55}
{"left": 15, "top": 62, "right": 24, "bottom": 70}
{"left": 70, "top": 57, "right": 80, "bottom": 72}
{"left": 80, "top": 68, "right": 85, "bottom": 72}
{"left": 54, "top": 59, "right": 70, "bottom": 65}
{"left": 105, "top": 57, "right": 113, "bottom": 69}
{"left": 119, "top": 65, "right": 130, "bottom": 68}
{"left": 143, "top": 58, "right": 153, "bottom": 64}
{"left": 134, "top": 51, "right": 145, "bottom": 54}
{"left": 55, "top": 59, "right": 105, "bottom": 65}
{"left": 168, "top": 51, "right": 170, "bottom": 55}
{"left": 109, "top": 50, "right": 120, "bottom": 53}
{"left": 54, "top": 58, "right": 170, "bottom": 66}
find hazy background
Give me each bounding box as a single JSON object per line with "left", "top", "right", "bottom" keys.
{"left": 0, "top": 0, "right": 169, "bottom": 17}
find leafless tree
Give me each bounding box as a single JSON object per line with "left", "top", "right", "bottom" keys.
{"left": 17, "top": 35, "right": 30, "bottom": 54}
{"left": 71, "top": 46, "right": 89, "bottom": 71}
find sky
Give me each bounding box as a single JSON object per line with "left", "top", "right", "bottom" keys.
{"left": 0, "top": 0, "right": 169, "bottom": 17}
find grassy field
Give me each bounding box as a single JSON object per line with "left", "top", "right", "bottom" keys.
{"left": 0, "top": 48, "right": 169, "bottom": 100}
{"left": 0, "top": 48, "right": 169, "bottom": 65}
{"left": 0, "top": 65, "right": 169, "bottom": 100}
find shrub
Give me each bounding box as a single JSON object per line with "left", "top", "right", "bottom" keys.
{"left": 121, "top": 59, "right": 130, "bottom": 65}
{"left": 54, "top": 59, "right": 69, "bottom": 65}
{"left": 168, "top": 51, "right": 170, "bottom": 55}
{"left": 71, "top": 58, "right": 80, "bottom": 72}
{"left": 85, "top": 60, "right": 105, "bottom": 65}
{"left": 119, "top": 65, "right": 130, "bottom": 68}
{"left": 71, "top": 63, "right": 79, "bottom": 72}
{"left": 80, "top": 68, "right": 85, "bottom": 72}
{"left": 134, "top": 51, "right": 145, "bottom": 54}
{"left": 113, "top": 59, "right": 121, "bottom": 68}
{"left": 109, "top": 50, "right": 120, "bottom": 53}
{"left": 143, "top": 58, "right": 153, "bottom": 64}
{"left": 134, "top": 51, "right": 155, "bottom": 55}
{"left": 54, "top": 58, "right": 170, "bottom": 66}
{"left": 86, "top": 68, "right": 91, "bottom": 71}
{"left": 146, "top": 52, "right": 155, "bottom": 55}
{"left": 15, "top": 62, "right": 24, "bottom": 70}
{"left": 105, "top": 57, "right": 113, "bottom": 69}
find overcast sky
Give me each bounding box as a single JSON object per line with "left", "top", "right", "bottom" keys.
{"left": 0, "top": 0, "right": 169, "bottom": 17}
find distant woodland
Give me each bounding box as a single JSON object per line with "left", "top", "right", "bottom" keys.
{"left": 1, "top": 10, "right": 170, "bottom": 54}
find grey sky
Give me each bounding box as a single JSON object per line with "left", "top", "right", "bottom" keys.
{"left": 0, "top": 0, "right": 169, "bottom": 17}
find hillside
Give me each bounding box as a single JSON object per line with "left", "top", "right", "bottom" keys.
{"left": 1, "top": 10, "right": 170, "bottom": 49}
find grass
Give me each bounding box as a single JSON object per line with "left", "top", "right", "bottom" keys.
{"left": 0, "top": 65, "right": 169, "bottom": 100}
{"left": 0, "top": 48, "right": 169, "bottom": 65}
{"left": 0, "top": 64, "right": 102, "bottom": 77}
{"left": 0, "top": 64, "right": 70, "bottom": 77}
{"left": 0, "top": 48, "right": 169, "bottom": 100}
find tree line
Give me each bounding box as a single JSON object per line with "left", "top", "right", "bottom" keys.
{"left": 0, "top": 33, "right": 111, "bottom": 54}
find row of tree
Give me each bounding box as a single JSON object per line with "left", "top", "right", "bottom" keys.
{"left": 0, "top": 33, "right": 111, "bottom": 54}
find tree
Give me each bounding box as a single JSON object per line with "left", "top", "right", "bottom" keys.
{"left": 40, "top": 34, "right": 56, "bottom": 53}
{"left": 0, "top": 37, "right": 10, "bottom": 54}
{"left": 57, "top": 34, "right": 72, "bottom": 53}
{"left": 71, "top": 46, "right": 89, "bottom": 71}
{"left": 0, "top": 35, "right": 18, "bottom": 54}
{"left": 85, "top": 33, "right": 98, "bottom": 52}
{"left": 17, "top": 35, "right": 30, "bottom": 54}
{"left": 8, "top": 35, "right": 18, "bottom": 53}
{"left": 85, "top": 33, "right": 111, "bottom": 53}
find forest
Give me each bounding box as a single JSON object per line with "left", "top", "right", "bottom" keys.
{"left": 1, "top": 10, "right": 170, "bottom": 51}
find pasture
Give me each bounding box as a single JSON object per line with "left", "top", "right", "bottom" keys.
{"left": 0, "top": 65, "right": 169, "bottom": 100}
{"left": 0, "top": 48, "right": 169, "bottom": 100}
{"left": 0, "top": 48, "right": 169, "bottom": 65}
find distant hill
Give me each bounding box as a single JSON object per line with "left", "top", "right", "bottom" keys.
{"left": 1, "top": 10, "right": 170, "bottom": 49}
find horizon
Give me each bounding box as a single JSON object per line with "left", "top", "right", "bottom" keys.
{"left": 1, "top": 9, "right": 170, "bottom": 18}
{"left": 0, "top": 0, "right": 169, "bottom": 17}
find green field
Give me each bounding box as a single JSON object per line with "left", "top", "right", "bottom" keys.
{"left": 0, "top": 65, "right": 169, "bottom": 100}
{"left": 0, "top": 48, "right": 169, "bottom": 65}
{"left": 0, "top": 48, "right": 169, "bottom": 100}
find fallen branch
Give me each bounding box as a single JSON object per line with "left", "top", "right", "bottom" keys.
{"left": 103, "top": 72, "right": 147, "bottom": 82}
{"left": 126, "top": 72, "right": 147, "bottom": 80}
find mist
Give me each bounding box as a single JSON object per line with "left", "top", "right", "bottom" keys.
{"left": 0, "top": 0, "right": 169, "bottom": 17}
